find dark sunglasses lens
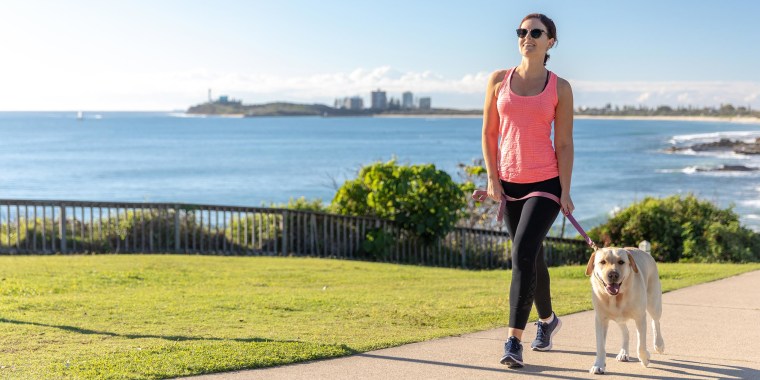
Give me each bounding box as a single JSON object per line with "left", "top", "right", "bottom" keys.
{"left": 530, "top": 29, "right": 543, "bottom": 38}
{"left": 516, "top": 28, "right": 528, "bottom": 38}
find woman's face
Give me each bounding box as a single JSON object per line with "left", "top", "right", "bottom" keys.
{"left": 518, "top": 18, "right": 554, "bottom": 59}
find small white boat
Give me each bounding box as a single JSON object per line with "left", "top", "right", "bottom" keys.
{"left": 77, "top": 111, "right": 84, "bottom": 120}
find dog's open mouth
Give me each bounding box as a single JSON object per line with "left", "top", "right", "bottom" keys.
{"left": 605, "top": 283, "right": 621, "bottom": 295}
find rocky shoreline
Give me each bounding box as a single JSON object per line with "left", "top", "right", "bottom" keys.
{"left": 695, "top": 164, "right": 759, "bottom": 172}
{"left": 668, "top": 137, "right": 760, "bottom": 172}
{"left": 668, "top": 137, "right": 760, "bottom": 155}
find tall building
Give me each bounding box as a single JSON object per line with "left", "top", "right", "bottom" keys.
{"left": 371, "top": 89, "right": 388, "bottom": 110}
{"left": 418, "top": 97, "right": 431, "bottom": 110}
{"left": 335, "top": 96, "right": 364, "bottom": 110}
{"left": 402, "top": 91, "right": 414, "bottom": 109}
{"left": 343, "top": 96, "right": 364, "bottom": 110}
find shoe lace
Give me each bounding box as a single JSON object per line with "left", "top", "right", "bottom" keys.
{"left": 506, "top": 337, "right": 521, "bottom": 353}
{"left": 535, "top": 321, "right": 548, "bottom": 341}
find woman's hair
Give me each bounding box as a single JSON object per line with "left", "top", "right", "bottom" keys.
{"left": 520, "top": 13, "right": 557, "bottom": 65}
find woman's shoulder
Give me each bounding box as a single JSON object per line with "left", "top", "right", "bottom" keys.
{"left": 488, "top": 68, "right": 512, "bottom": 86}
{"left": 552, "top": 73, "right": 572, "bottom": 91}
{"left": 551, "top": 74, "right": 573, "bottom": 102}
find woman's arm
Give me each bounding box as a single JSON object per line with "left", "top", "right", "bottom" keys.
{"left": 482, "top": 70, "right": 506, "bottom": 201}
{"left": 554, "top": 77, "right": 575, "bottom": 214}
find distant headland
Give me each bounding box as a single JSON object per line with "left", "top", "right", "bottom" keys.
{"left": 186, "top": 100, "right": 481, "bottom": 117}
{"left": 187, "top": 95, "right": 760, "bottom": 122}
{"left": 187, "top": 90, "right": 481, "bottom": 117}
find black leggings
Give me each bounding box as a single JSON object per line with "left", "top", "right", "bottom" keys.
{"left": 501, "top": 176, "right": 561, "bottom": 330}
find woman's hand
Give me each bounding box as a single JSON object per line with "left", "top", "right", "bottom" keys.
{"left": 487, "top": 178, "right": 503, "bottom": 202}
{"left": 560, "top": 192, "right": 575, "bottom": 215}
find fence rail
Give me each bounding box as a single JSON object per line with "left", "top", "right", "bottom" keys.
{"left": 0, "top": 199, "right": 590, "bottom": 269}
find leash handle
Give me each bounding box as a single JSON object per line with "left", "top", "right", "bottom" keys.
{"left": 471, "top": 189, "right": 598, "bottom": 250}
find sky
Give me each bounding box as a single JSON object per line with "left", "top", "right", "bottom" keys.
{"left": 2, "top": 0, "right": 760, "bottom": 111}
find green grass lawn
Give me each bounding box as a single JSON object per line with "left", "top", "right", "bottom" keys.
{"left": 0, "top": 255, "right": 758, "bottom": 379}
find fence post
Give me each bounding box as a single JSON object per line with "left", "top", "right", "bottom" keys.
{"left": 281, "top": 211, "right": 288, "bottom": 256}
{"left": 460, "top": 229, "right": 466, "bottom": 269}
{"left": 174, "top": 205, "right": 180, "bottom": 253}
{"left": 60, "top": 204, "right": 67, "bottom": 254}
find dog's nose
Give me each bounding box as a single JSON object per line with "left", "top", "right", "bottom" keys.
{"left": 607, "top": 271, "right": 619, "bottom": 282}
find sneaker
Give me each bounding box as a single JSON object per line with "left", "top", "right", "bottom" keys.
{"left": 500, "top": 336, "right": 524, "bottom": 368}
{"left": 531, "top": 312, "right": 562, "bottom": 351}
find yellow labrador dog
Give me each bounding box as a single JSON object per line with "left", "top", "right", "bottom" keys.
{"left": 585, "top": 247, "right": 665, "bottom": 374}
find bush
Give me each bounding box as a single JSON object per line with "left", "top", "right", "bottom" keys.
{"left": 331, "top": 159, "right": 466, "bottom": 243}
{"left": 588, "top": 194, "right": 760, "bottom": 262}
{"left": 360, "top": 228, "right": 396, "bottom": 260}
{"left": 1, "top": 209, "right": 221, "bottom": 253}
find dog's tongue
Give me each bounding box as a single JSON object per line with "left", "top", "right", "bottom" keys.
{"left": 606, "top": 283, "right": 620, "bottom": 295}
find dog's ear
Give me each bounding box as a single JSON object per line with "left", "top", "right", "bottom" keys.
{"left": 585, "top": 252, "right": 596, "bottom": 276}
{"left": 627, "top": 251, "right": 639, "bottom": 273}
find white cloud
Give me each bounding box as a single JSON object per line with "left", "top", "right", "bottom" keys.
{"left": 2, "top": 66, "right": 759, "bottom": 110}
{"left": 570, "top": 79, "right": 760, "bottom": 108}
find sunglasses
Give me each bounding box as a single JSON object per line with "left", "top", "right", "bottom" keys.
{"left": 516, "top": 28, "right": 548, "bottom": 39}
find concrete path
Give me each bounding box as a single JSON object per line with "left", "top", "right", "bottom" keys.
{"left": 179, "top": 270, "right": 760, "bottom": 380}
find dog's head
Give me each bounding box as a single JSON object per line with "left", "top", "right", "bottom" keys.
{"left": 585, "top": 247, "right": 639, "bottom": 296}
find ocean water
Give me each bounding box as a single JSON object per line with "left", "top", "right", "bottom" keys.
{"left": 0, "top": 112, "right": 759, "bottom": 232}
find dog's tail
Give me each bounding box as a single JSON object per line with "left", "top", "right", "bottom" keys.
{"left": 637, "top": 240, "right": 652, "bottom": 255}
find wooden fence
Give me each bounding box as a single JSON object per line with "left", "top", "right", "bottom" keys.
{"left": 0, "top": 200, "right": 590, "bottom": 269}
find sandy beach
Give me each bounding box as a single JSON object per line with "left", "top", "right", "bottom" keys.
{"left": 574, "top": 115, "right": 760, "bottom": 125}
{"left": 375, "top": 114, "right": 760, "bottom": 124}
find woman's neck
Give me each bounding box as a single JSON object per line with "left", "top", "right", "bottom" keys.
{"left": 516, "top": 59, "right": 547, "bottom": 79}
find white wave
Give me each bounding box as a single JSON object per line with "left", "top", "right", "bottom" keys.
{"left": 659, "top": 164, "right": 760, "bottom": 176}
{"left": 746, "top": 214, "right": 760, "bottom": 220}
{"left": 669, "top": 131, "right": 760, "bottom": 145}
{"left": 168, "top": 112, "right": 207, "bottom": 118}
{"left": 656, "top": 166, "right": 699, "bottom": 174}
{"left": 673, "top": 150, "right": 753, "bottom": 159}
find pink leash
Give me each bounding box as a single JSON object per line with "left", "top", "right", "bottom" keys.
{"left": 471, "top": 189, "right": 598, "bottom": 251}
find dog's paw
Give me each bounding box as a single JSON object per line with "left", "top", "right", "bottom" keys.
{"left": 589, "top": 366, "right": 605, "bottom": 375}
{"left": 616, "top": 349, "right": 630, "bottom": 362}
{"left": 655, "top": 340, "right": 665, "bottom": 354}
{"left": 638, "top": 350, "right": 650, "bottom": 367}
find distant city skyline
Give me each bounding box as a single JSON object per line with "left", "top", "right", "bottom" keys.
{"left": 2, "top": 0, "right": 760, "bottom": 111}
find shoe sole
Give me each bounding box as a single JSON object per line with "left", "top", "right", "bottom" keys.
{"left": 500, "top": 354, "right": 524, "bottom": 368}
{"left": 531, "top": 317, "right": 562, "bottom": 351}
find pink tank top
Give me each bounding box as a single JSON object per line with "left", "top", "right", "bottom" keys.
{"left": 496, "top": 67, "right": 559, "bottom": 183}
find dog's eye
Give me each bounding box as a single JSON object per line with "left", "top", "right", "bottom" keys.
{"left": 599, "top": 260, "right": 606, "bottom": 265}
{"left": 618, "top": 260, "right": 625, "bottom": 265}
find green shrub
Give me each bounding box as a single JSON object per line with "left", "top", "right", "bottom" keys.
{"left": 331, "top": 159, "right": 466, "bottom": 243}
{"left": 226, "top": 213, "right": 281, "bottom": 251}
{"left": 360, "top": 228, "right": 396, "bottom": 260}
{"left": 588, "top": 194, "right": 760, "bottom": 262}
{"left": 1, "top": 210, "right": 224, "bottom": 253}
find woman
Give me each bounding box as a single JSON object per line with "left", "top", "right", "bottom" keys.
{"left": 481, "top": 13, "right": 574, "bottom": 368}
